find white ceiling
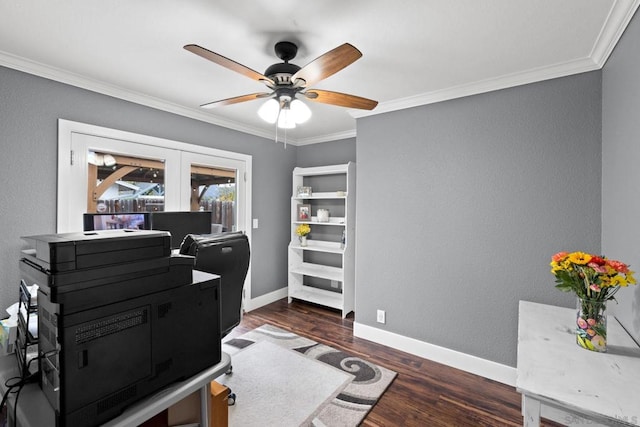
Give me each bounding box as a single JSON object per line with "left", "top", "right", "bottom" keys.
{"left": 1, "top": 0, "right": 638, "bottom": 145}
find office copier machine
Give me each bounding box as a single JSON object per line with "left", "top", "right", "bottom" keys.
{"left": 19, "top": 229, "right": 222, "bottom": 427}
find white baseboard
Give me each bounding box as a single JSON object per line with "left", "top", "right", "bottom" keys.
{"left": 353, "top": 321, "right": 516, "bottom": 386}
{"left": 244, "top": 287, "right": 288, "bottom": 312}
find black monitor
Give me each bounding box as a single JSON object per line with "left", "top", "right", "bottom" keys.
{"left": 83, "top": 212, "right": 150, "bottom": 231}
{"left": 150, "top": 211, "right": 213, "bottom": 249}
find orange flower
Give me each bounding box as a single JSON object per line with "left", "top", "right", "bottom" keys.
{"left": 606, "top": 259, "right": 630, "bottom": 274}
{"left": 552, "top": 251, "right": 568, "bottom": 262}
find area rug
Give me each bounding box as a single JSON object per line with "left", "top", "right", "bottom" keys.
{"left": 217, "top": 324, "right": 397, "bottom": 427}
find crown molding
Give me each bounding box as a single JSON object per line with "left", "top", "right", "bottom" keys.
{"left": 0, "top": 50, "right": 294, "bottom": 144}
{"left": 2, "top": 0, "right": 638, "bottom": 144}
{"left": 354, "top": 0, "right": 640, "bottom": 120}
{"left": 353, "top": 56, "right": 601, "bottom": 119}
{"left": 294, "top": 129, "right": 356, "bottom": 146}
{"left": 591, "top": 0, "right": 640, "bottom": 67}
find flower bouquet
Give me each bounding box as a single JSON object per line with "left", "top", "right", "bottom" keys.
{"left": 550, "top": 251, "right": 636, "bottom": 352}
{"left": 296, "top": 223, "right": 311, "bottom": 246}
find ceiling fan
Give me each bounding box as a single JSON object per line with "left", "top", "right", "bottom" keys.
{"left": 183, "top": 41, "right": 378, "bottom": 128}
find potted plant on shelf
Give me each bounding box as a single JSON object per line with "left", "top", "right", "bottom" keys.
{"left": 550, "top": 251, "right": 636, "bottom": 352}
{"left": 296, "top": 224, "right": 311, "bottom": 247}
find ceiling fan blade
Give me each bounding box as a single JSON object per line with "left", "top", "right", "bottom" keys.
{"left": 292, "top": 43, "right": 362, "bottom": 87}
{"left": 184, "top": 44, "right": 274, "bottom": 86}
{"left": 304, "top": 89, "right": 378, "bottom": 110}
{"left": 200, "top": 92, "right": 272, "bottom": 109}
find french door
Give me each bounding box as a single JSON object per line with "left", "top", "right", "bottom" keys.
{"left": 57, "top": 119, "right": 252, "bottom": 301}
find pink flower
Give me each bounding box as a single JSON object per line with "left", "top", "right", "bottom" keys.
{"left": 587, "top": 318, "right": 597, "bottom": 326}
{"left": 577, "top": 317, "right": 588, "bottom": 329}
{"left": 589, "top": 284, "right": 601, "bottom": 292}
{"left": 591, "top": 335, "right": 606, "bottom": 351}
{"left": 586, "top": 328, "right": 596, "bottom": 337}
{"left": 588, "top": 263, "right": 607, "bottom": 274}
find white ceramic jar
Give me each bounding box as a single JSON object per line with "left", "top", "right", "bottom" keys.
{"left": 317, "top": 209, "right": 330, "bottom": 222}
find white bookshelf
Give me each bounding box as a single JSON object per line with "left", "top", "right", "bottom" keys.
{"left": 288, "top": 162, "right": 355, "bottom": 318}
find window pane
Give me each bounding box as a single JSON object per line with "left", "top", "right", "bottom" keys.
{"left": 87, "top": 151, "right": 166, "bottom": 213}
{"left": 190, "top": 165, "right": 236, "bottom": 232}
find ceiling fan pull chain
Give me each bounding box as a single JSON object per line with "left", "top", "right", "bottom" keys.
{"left": 275, "top": 110, "right": 280, "bottom": 144}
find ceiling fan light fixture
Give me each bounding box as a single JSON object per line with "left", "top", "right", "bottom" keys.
{"left": 258, "top": 98, "right": 280, "bottom": 124}
{"left": 277, "top": 105, "right": 296, "bottom": 129}
{"left": 186, "top": 41, "right": 377, "bottom": 142}
{"left": 290, "top": 99, "right": 311, "bottom": 124}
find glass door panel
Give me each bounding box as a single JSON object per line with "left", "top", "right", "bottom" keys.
{"left": 87, "top": 151, "right": 166, "bottom": 213}
{"left": 190, "top": 165, "right": 236, "bottom": 232}
{"left": 63, "top": 131, "right": 181, "bottom": 233}
{"left": 181, "top": 151, "right": 247, "bottom": 235}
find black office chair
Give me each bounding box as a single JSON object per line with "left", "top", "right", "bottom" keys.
{"left": 179, "top": 231, "right": 250, "bottom": 338}
{"left": 179, "top": 231, "right": 250, "bottom": 406}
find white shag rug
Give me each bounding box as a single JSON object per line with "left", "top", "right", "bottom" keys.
{"left": 217, "top": 324, "right": 397, "bottom": 427}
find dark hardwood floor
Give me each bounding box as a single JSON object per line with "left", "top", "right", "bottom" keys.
{"left": 229, "top": 298, "right": 562, "bottom": 427}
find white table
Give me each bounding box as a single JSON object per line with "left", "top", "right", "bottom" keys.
{"left": 516, "top": 301, "right": 640, "bottom": 427}
{"left": 0, "top": 352, "right": 231, "bottom": 427}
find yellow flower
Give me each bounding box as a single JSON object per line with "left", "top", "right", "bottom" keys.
{"left": 627, "top": 271, "right": 637, "bottom": 285}
{"left": 295, "top": 224, "right": 311, "bottom": 236}
{"left": 568, "top": 252, "right": 592, "bottom": 265}
{"left": 602, "top": 276, "right": 622, "bottom": 287}
{"left": 609, "top": 274, "right": 632, "bottom": 287}
{"left": 550, "top": 261, "right": 563, "bottom": 274}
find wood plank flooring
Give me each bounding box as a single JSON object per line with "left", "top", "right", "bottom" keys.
{"left": 228, "top": 298, "right": 563, "bottom": 427}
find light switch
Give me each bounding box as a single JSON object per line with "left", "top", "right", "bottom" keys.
{"left": 252, "top": 218, "right": 259, "bottom": 229}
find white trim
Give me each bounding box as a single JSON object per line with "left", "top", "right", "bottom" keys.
{"left": 244, "top": 287, "right": 288, "bottom": 312}
{"left": 352, "top": 57, "right": 600, "bottom": 119}
{"left": 58, "top": 119, "right": 253, "bottom": 163}
{"left": 353, "top": 321, "right": 516, "bottom": 386}
{"left": 295, "top": 129, "right": 357, "bottom": 146}
{"left": 352, "top": 0, "right": 640, "bottom": 119}
{"left": 2, "top": 51, "right": 280, "bottom": 141}
{"left": 590, "top": 0, "right": 640, "bottom": 67}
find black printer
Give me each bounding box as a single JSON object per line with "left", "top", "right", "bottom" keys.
{"left": 19, "top": 229, "right": 222, "bottom": 427}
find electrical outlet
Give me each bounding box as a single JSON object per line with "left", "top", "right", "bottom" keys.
{"left": 376, "top": 309, "right": 386, "bottom": 324}
{"left": 330, "top": 280, "right": 339, "bottom": 288}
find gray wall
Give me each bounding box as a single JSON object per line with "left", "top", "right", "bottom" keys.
{"left": 0, "top": 65, "right": 296, "bottom": 310}
{"left": 295, "top": 138, "right": 356, "bottom": 168}
{"left": 355, "top": 71, "right": 602, "bottom": 367}
{"left": 602, "top": 10, "right": 640, "bottom": 343}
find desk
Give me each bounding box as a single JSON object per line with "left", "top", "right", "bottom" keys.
{"left": 0, "top": 352, "right": 231, "bottom": 427}
{"left": 516, "top": 301, "right": 640, "bottom": 426}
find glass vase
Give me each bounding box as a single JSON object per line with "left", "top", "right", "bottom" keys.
{"left": 299, "top": 235, "right": 307, "bottom": 247}
{"left": 576, "top": 297, "right": 607, "bottom": 352}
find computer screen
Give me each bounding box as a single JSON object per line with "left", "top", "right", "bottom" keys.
{"left": 150, "top": 211, "right": 213, "bottom": 249}
{"left": 83, "top": 213, "right": 150, "bottom": 231}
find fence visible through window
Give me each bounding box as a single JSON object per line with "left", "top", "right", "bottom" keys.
{"left": 87, "top": 152, "right": 237, "bottom": 233}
